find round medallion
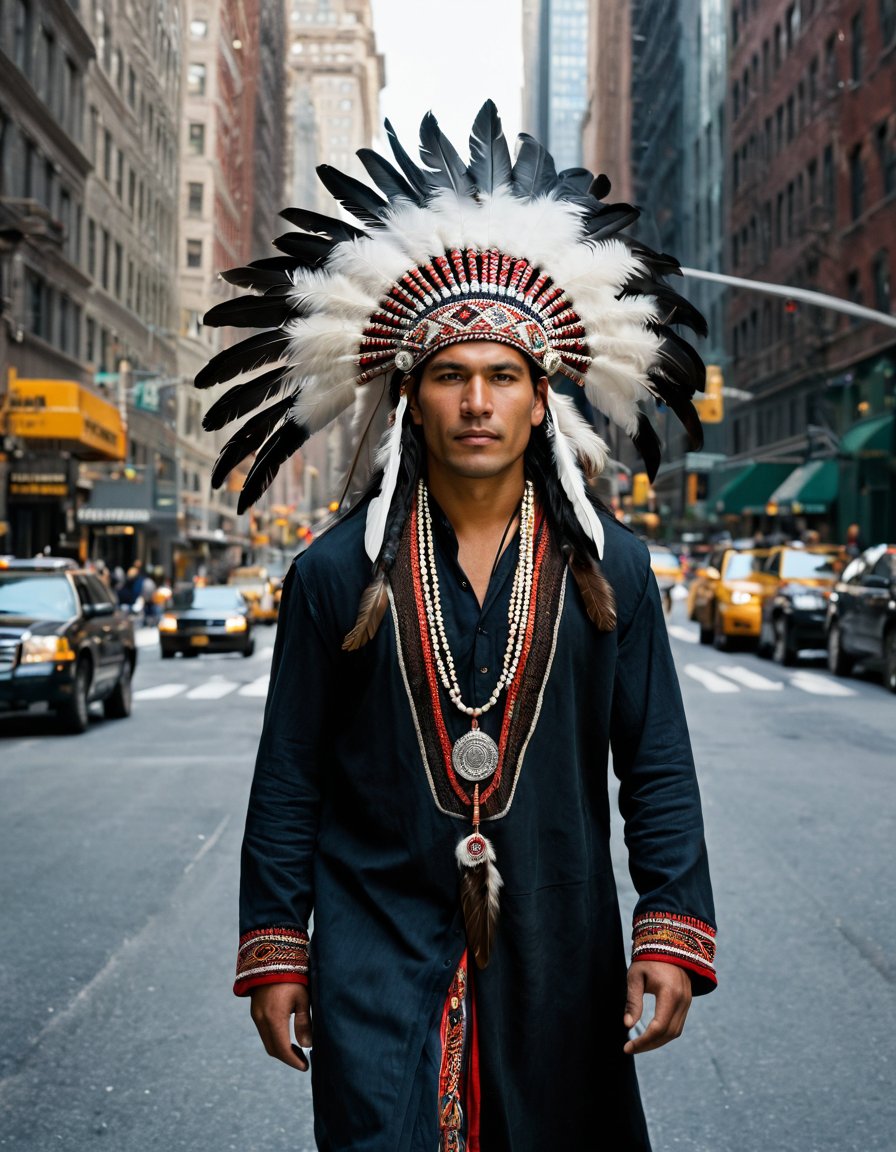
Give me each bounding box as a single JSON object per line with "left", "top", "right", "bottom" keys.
{"left": 394, "top": 348, "right": 415, "bottom": 372}
{"left": 452, "top": 728, "right": 499, "bottom": 782}
{"left": 542, "top": 349, "right": 562, "bottom": 375}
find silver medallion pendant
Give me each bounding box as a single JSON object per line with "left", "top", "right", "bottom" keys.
{"left": 452, "top": 727, "right": 499, "bottom": 782}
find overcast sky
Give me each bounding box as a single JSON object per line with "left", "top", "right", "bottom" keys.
{"left": 369, "top": 0, "right": 524, "bottom": 160}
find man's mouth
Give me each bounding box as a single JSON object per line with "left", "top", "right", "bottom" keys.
{"left": 456, "top": 429, "right": 499, "bottom": 443}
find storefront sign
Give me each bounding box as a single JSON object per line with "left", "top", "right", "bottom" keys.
{"left": 6, "top": 371, "right": 126, "bottom": 461}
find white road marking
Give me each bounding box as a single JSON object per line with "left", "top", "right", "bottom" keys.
{"left": 789, "top": 671, "right": 857, "bottom": 697}
{"left": 133, "top": 683, "right": 187, "bottom": 701}
{"left": 239, "top": 675, "right": 270, "bottom": 697}
{"left": 185, "top": 678, "right": 239, "bottom": 700}
{"left": 183, "top": 815, "right": 231, "bottom": 874}
{"left": 668, "top": 625, "right": 698, "bottom": 644}
{"left": 715, "top": 666, "right": 784, "bottom": 691}
{"left": 683, "top": 664, "right": 740, "bottom": 693}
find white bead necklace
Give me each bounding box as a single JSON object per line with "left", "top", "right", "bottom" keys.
{"left": 416, "top": 479, "right": 535, "bottom": 785}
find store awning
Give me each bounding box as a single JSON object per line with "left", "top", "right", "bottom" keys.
{"left": 839, "top": 413, "right": 894, "bottom": 458}
{"left": 766, "top": 459, "right": 839, "bottom": 515}
{"left": 6, "top": 371, "right": 125, "bottom": 461}
{"left": 715, "top": 461, "right": 794, "bottom": 516}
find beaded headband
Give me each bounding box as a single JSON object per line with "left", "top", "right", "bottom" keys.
{"left": 195, "top": 101, "right": 707, "bottom": 562}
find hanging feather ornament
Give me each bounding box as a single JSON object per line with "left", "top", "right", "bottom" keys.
{"left": 455, "top": 785, "right": 503, "bottom": 970}
{"left": 544, "top": 397, "right": 605, "bottom": 560}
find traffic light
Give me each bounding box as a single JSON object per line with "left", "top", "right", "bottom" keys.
{"left": 694, "top": 364, "right": 724, "bottom": 423}
{"left": 632, "top": 472, "right": 650, "bottom": 507}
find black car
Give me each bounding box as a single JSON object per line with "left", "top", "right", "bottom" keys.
{"left": 158, "top": 585, "right": 255, "bottom": 658}
{"left": 756, "top": 545, "right": 844, "bottom": 665}
{"left": 0, "top": 557, "right": 137, "bottom": 732}
{"left": 825, "top": 544, "right": 896, "bottom": 693}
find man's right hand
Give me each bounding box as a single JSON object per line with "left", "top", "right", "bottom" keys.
{"left": 249, "top": 982, "right": 313, "bottom": 1071}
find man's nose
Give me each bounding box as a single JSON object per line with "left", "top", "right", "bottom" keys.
{"left": 461, "top": 375, "right": 493, "bottom": 415}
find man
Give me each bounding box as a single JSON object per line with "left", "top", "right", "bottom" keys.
{"left": 197, "top": 102, "right": 716, "bottom": 1151}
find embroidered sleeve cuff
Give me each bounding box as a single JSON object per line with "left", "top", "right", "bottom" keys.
{"left": 234, "top": 927, "right": 310, "bottom": 997}
{"left": 632, "top": 912, "right": 717, "bottom": 993}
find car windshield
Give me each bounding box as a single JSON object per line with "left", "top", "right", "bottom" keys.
{"left": 229, "top": 571, "right": 266, "bottom": 586}
{"left": 723, "top": 552, "right": 761, "bottom": 580}
{"left": 780, "top": 550, "right": 840, "bottom": 579}
{"left": 649, "top": 551, "right": 680, "bottom": 570}
{"left": 171, "top": 587, "right": 246, "bottom": 611}
{"left": 0, "top": 573, "right": 78, "bottom": 619}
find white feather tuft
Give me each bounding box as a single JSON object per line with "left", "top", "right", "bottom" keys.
{"left": 364, "top": 392, "right": 407, "bottom": 563}
{"left": 547, "top": 388, "right": 609, "bottom": 479}
{"left": 546, "top": 402, "right": 605, "bottom": 559}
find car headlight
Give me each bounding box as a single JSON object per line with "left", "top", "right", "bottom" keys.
{"left": 792, "top": 593, "right": 826, "bottom": 610}
{"left": 21, "top": 635, "right": 76, "bottom": 663}
{"left": 225, "top": 615, "right": 248, "bottom": 632}
{"left": 730, "top": 590, "right": 755, "bottom": 605}
{"left": 158, "top": 614, "right": 178, "bottom": 633}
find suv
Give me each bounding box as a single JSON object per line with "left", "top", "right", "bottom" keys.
{"left": 825, "top": 544, "right": 896, "bottom": 693}
{"left": 0, "top": 557, "right": 137, "bottom": 732}
{"left": 755, "top": 545, "right": 845, "bottom": 664}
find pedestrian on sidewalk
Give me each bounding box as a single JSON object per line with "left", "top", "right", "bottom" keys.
{"left": 198, "top": 102, "right": 717, "bottom": 1151}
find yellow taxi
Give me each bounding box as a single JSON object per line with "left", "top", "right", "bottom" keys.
{"left": 648, "top": 546, "right": 685, "bottom": 612}
{"left": 226, "top": 565, "right": 279, "bottom": 624}
{"left": 688, "top": 545, "right": 769, "bottom": 649}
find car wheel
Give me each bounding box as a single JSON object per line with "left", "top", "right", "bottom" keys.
{"left": 183, "top": 650, "right": 201, "bottom": 658}
{"left": 756, "top": 620, "right": 772, "bottom": 659}
{"left": 826, "top": 621, "right": 853, "bottom": 677}
{"left": 698, "top": 621, "right": 713, "bottom": 645}
{"left": 58, "top": 659, "right": 91, "bottom": 734}
{"left": 104, "top": 657, "right": 133, "bottom": 719}
{"left": 772, "top": 617, "right": 795, "bottom": 666}
{"left": 243, "top": 638, "right": 256, "bottom": 658}
{"left": 712, "top": 613, "right": 728, "bottom": 651}
{"left": 161, "top": 648, "right": 174, "bottom": 660}
{"left": 885, "top": 631, "right": 896, "bottom": 695}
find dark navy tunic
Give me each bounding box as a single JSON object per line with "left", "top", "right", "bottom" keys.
{"left": 239, "top": 498, "right": 715, "bottom": 1151}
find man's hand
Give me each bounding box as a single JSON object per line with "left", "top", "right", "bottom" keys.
{"left": 623, "top": 960, "right": 692, "bottom": 1055}
{"left": 249, "top": 982, "right": 313, "bottom": 1071}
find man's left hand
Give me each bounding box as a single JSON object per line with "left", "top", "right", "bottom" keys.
{"left": 623, "top": 960, "right": 692, "bottom": 1055}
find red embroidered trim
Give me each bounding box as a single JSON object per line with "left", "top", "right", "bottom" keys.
{"left": 438, "top": 954, "right": 468, "bottom": 1149}
{"left": 631, "top": 912, "right": 716, "bottom": 982}
{"left": 234, "top": 927, "right": 310, "bottom": 997}
{"left": 409, "top": 499, "right": 549, "bottom": 811}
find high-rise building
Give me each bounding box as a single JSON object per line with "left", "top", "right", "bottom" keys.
{"left": 522, "top": 0, "right": 589, "bottom": 170}
{"left": 724, "top": 0, "right": 896, "bottom": 543}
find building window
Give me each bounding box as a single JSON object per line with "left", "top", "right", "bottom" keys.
{"left": 13, "top": 0, "right": 34, "bottom": 76}
{"left": 188, "top": 122, "right": 205, "bottom": 155}
{"left": 849, "top": 145, "right": 865, "bottom": 220}
{"left": 883, "top": 0, "right": 896, "bottom": 45}
{"left": 846, "top": 269, "right": 862, "bottom": 324}
{"left": 101, "top": 228, "right": 110, "bottom": 290}
{"left": 876, "top": 122, "right": 896, "bottom": 198}
{"left": 872, "top": 250, "right": 891, "bottom": 313}
{"left": 87, "top": 218, "right": 96, "bottom": 276}
{"left": 187, "top": 63, "right": 206, "bottom": 96}
{"left": 824, "top": 34, "right": 837, "bottom": 92}
{"left": 103, "top": 129, "right": 113, "bottom": 182}
{"left": 851, "top": 11, "right": 863, "bottom": 83}
{"left": 187, "top": 182, "right": 203, "bottom": 216}
{"left": 190, "top": 18, "right": 208, "bottom": 38}
{"left": 823, "top": 144, "right": 835, "bottom": 212}
{"left": 186, "top": 239, "right": 202, "bottom": 268}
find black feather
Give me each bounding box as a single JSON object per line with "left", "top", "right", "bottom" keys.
{"left": 649, "top": 324, "right": 707, "bottom": 390}
{"left": 271, "top": 231, "right": 335, "bottom": 265}
{"left": 278, "top": 206, "right": 364, "bottom": 242}
{"left": 619, "top": 275, "right": 708, "bottom": 338}
{"left": 238, "top": 420, "right": 309, "bottom": 513}
{"left": 554, "top": 167, "right": 594, "bottom": 196}
{"left": 316, "top": 164, "right": 391, "bottom": 228}
{"left": 202, "top": 367, "right": 293, "bottom": 431}
{"left": 210, "top": 396, "right": 297, "bottom": 490}
{"left": 195, "top": 331, "right": 290, "bottom": 390}
{"left": 220, "top": 265, "right": 293, "bottom": 290}
{"left": 357, "top": 148, "right": 422, "bottom": 204}
{"left": 581, "top": 203, "right": 641, "bottom": 240}
{"left": 202, "top": 295, "right": 297, "bottom": 330}
{"left": 417, "top": 112, "right": 476, "bottom": 195}
{"left": 589, "top": 174, "right": 612, "bottom": 200}
{"left": 632, "top": 412, "right": 662, "bottom": 481}
{"left": 510, "top": 133, "right": 558, "bottom": 199}
{"left": 646, "top": 375, "right": 705, "bottom": 449}
{"left": 468, "top": 100, "right": 512, "bottom": 194}
{"left": 384, "top": 118, "right": 434, "bottom": 199}
{"left": 630, "top": 243, "right": 682, "bottom": 278}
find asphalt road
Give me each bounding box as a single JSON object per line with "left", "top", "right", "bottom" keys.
{"left": 0, "top": 595, "right": 893, "bottom": 1152}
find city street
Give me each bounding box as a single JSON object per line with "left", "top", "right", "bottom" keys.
{"left": 1, "top": 596, "right": 894, "bottom": 1152}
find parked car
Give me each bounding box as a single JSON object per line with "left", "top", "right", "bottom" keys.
{"left": 756, "top": 544, "right": 845, "bottom": 664}
{"left": 688, "top": 545, "right": 768, "bottom": 648}
{"left": 158, "top": 584, "right": 255, "bottom": 658}
{"left": 0, "top": 556, "right": 136, "bottom": 732}
{"left": 825, "top": 544, "right": 896, "bottom": 693}
{"left": 648, "top": 546, "right": 685, "bottom": 612}
{"left": 226, "top": 565, "right": 279, "bottom": 624}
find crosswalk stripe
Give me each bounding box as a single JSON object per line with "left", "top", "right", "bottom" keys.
{"left": 715, "top": 666, "right": 784, "bottom": 691}
{"left": 667, "top": 625, "right": 698, "bottom": 644}
{"left": 683, "top": 665, "right": 740, "bottom": 693}
{"left": 239, "top": 675, "right": 270, "bottom": 697}
{"left": 186, "top": 679, "right": 239, "bottom": 700}
{"left": 133, "top": 683, "right": 187, "bottom": 701}
{"left": 789, "top": 671, "right": 856, "bottom": 697}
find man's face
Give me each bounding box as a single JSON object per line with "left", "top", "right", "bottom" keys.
{"left": 408, "top": 342, "right": 547, "bottom": 482}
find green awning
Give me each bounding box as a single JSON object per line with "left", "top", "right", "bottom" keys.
{"left": 767, "top": 459, "right": 839, "bottom": 514}
{"left": 839, "top": 413, "right": 894, "bottom": 458}
{"left": 715, "top": 461, "right": 794, "bottom": 515}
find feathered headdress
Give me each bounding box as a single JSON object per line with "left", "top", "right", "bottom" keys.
{"left": 195, "top": 100, "right": 705, "bottom": 575}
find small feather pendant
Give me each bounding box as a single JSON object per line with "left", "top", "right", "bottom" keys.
{"left": 342, "top": 570, "right": 389, "bottom": 650}
{"left": 455, "top": 786, "right": 503, "bottom": 970}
